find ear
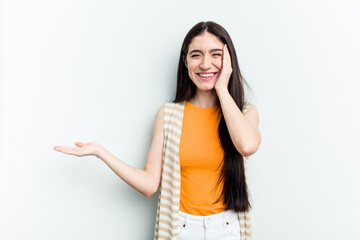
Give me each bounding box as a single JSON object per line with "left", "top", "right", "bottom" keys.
{"left": 182, "top": 55, "right": 188, "bottom": 67}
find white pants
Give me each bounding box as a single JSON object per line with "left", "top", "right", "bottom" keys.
{"left": 177, "top": 210, "right": 241, "bottom": 240}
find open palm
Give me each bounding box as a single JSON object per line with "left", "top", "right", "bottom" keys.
{"left": 54, "top": 141, "right": 99, "bottom": 157}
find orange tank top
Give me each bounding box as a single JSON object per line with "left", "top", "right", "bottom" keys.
{"left": 179, "top": 101, "right": 226, "bottom": 216}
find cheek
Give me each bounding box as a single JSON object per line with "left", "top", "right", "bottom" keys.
{"left": 214, "top": 59, "right": 223, "bottom": 70}
{"left": 187, "top": 61, "right": 198, "bottom": 74}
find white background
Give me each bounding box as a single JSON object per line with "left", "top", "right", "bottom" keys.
{"left": 1, "top": 0, "right": 359, "bottom": 239}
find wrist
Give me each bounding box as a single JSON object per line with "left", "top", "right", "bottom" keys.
{"left": 215, "top": 86, "right": 229, "bottom": 95}
{"left": 94, "top": 143, "right": 105, "bottom": 159}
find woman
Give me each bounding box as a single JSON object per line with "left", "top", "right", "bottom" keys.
{"left": 54, "top": 21, "right": 261, "bottom": 240}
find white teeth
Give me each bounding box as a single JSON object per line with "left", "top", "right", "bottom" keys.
{"left": 199, "top": 73, "right": 215, "bottom": 77}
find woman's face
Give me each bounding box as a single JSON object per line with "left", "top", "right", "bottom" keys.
{"left": 183, "top": 32, "right": 224, "bottom": 92}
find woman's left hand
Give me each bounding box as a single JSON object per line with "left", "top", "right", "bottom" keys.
{"left": 215, "top": 44, "right": 232, "bottom": 92}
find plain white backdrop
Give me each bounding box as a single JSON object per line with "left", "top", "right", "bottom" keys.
{"left": 1, "top": 0, "right": 359, "bottom": 239}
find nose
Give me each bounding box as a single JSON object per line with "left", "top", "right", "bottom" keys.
{"left": 200, "top": 54, "right": 211, "bottom": 70}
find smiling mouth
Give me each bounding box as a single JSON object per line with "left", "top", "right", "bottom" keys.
{"left": 196, "top": 72, "right": 217, "bottom": 81}
{"left": 197, "top": 73, "right": 216, "bottom": 78}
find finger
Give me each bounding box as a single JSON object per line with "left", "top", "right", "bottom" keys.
{"left": 223, "top": 44, "right": 231, "bottom": 62}
{"left": 223, "top": 44, "right": 232, "bottom": 70}
{"left": 75, "top": 142, "right": 84, "bottom": 147}
{"left": 222, "top": 44, "right": 227, "bottom": 62}
{"left": 54, "top": 146, "right": 78, "bottom": 156}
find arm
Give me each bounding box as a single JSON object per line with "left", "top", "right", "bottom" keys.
{"left": 54, "top": 105, "right": 165, "bottom": 198}
{"left": 214, "top": 44, "right": 261, "bottom": 157}
{"left": 216, "top": 88, "right": 261, "bottom": 157}
{"left": 97, "top": 105, "right": 164, "bottom": 197}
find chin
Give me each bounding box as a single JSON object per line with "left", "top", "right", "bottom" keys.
{"left": 190, "top": 76, "right": 217, "bottom": 92}
{"left": 196, "top": 83, "right": 216, "bottom": 91}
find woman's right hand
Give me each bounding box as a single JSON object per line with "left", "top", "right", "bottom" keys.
{"left": 54, "top": 141, "right": 101, "bottom": 157}
{"left": 53, "top": 105, "right": 164, "bottom": 197}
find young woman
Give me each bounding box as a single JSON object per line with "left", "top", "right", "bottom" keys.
{"left": 54, "top": 21, "right": 261, "bottom": 240}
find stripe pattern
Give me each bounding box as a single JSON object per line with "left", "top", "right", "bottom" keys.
{"left": 154, "top": 101, "right": 252, "bottom": 240}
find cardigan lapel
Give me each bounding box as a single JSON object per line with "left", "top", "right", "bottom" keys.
{"left": 154, "top": 101, "right": 185, "bottom": 240}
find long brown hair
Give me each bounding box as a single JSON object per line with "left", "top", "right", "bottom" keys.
{"left": 173, "top": 21, "right": 251, "bottom": 212}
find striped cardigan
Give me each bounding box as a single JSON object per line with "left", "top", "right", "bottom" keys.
{"left": 154, "top": 101, "right": 252, "bottom": 240}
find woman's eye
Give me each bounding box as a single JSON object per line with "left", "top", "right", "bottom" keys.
{"left": 191, "top": 54, "right": 200, "bottom": 58}
{"left": 213, "top": 53, "right": 222, "bottom": 56}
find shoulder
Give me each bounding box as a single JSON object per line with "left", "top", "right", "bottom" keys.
{"left": 156, "top": 105, "right": 166, "bottom": 120}
{"left": 156, "top": 101, "right": 182, "bottom": 121}
{"left": 152, "top": 105, "right": 166, "bottom": 134}
{"left": 154, "top": 101, "right": 183, "bottom": 132}
{"left": 164, "top": 101, "right": 186, "bottom": 107}
{"left": 242, "top": 102, "right": 258, "bottom": 115}
{"left": 163, "top": 101, "right": 186, "bottom": 114}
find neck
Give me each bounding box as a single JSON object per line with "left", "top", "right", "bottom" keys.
{"left": 188, "top": 89, "right": 219, "bottom": 108}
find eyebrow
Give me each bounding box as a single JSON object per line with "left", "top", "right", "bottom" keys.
{"left": 189, "top": 49, "right": 223, "bottom": 55}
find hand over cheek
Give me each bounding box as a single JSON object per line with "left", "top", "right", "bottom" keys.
{"left": 215, "top": 44, "right": 232, "bottom": 92}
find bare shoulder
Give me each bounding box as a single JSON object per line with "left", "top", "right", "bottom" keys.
{"left": 153, "top": 105, "right": 165, "bottom": 134}
{"left": 156, "top": 105, "right": 165, "bottom": 121}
